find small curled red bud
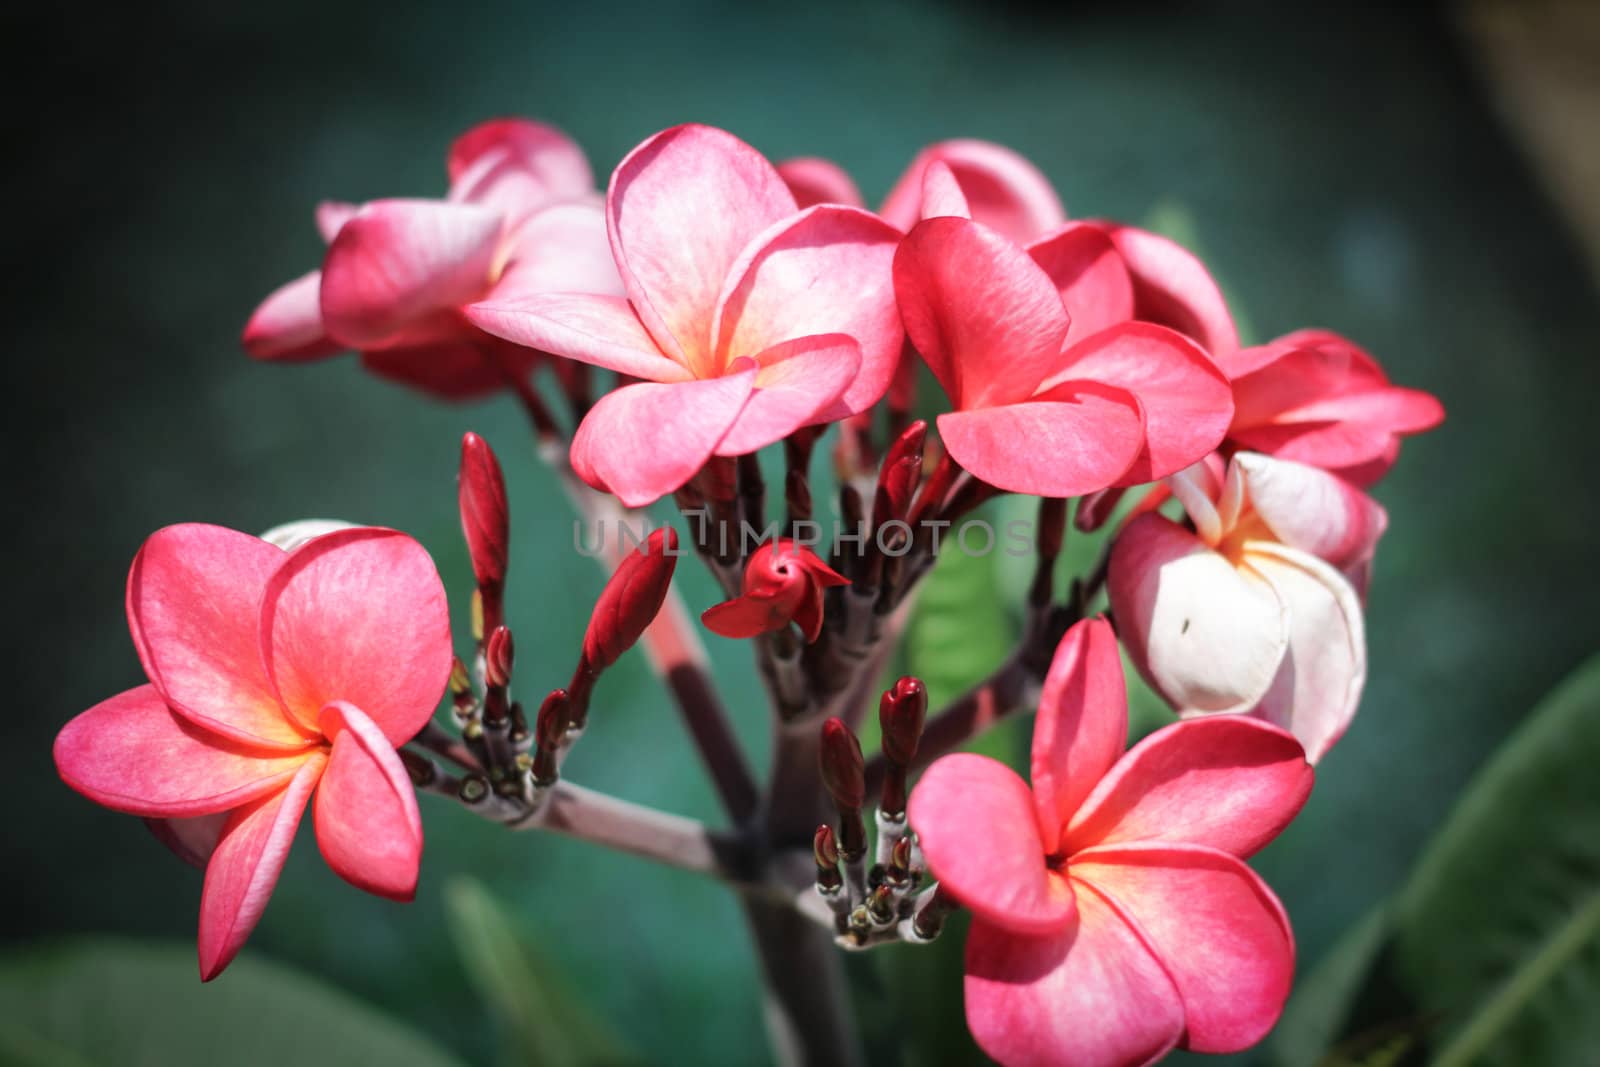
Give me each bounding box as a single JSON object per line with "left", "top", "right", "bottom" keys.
{"left": 877, "top": 420, "right": 927, "bottom": 524}
{"left": 702, "top": 539, "right": 849, "bottom": 643}
{"left": 1074, "top": 486, "right": 1126, "bottom": 534}
{"left": 485, "top": 626, "right": 515, "bottom": 688}
{"left": 583, "top": 528, "right": 678, "bottom": 672}
{"left": 819, "top": 717, "right": 865, "bottom": 813}
{"left": 878, "top": 676, "right": 928, "bottom": 768}
{"left": 813, "top": 823, "right": 840, "bottom": 869}
{"left": 458, "top": 432, "right": 510, "bottom": 592}
{"left": 534, "top": 689, "right": 570, "bottom": 752}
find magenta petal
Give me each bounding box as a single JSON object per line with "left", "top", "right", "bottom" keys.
{"left": 54, "top": 685, "right": 311, "bottom": 817}
{"left": 1073, "top": 843, "right": 1296, "bottom": 1054}
{"left": 127, "top": 523, "right": 309, "bottom": 749}
{"left": 320, "top": 199, "right": 503, "bottom": 348}
{"left": 918, "top": 160, "right": 972, "bottom": 222}
{"left": 714, "top": 335, "right": 860, "bottom": 455}
{"left": 882, "top": 139, "right": 1065, "bottom": 245}
{"left": 314, "top": 702, "right": 423, "bottom": 901}
{"left": 964, "top": 884, "right": 1184, "bottom": 1067}
{"left": 197, "top": 752, "right": 325, "bottom": 981}
{"left": 908, "top": 754, "right": 1075, "bottom": 936}
{"left": 260, "top": 527, "right": 453, "bottom": 745}
{"left": 570, "top": 369, "right": 757, "bottom": 507}
{"left": 466, "top": 292, "right": 692, "bottom": 383}
{"left": 776, "top": 157, "right": 865, "bottom": 210}
{"left": 607, "top": 124, "right": 797, "bottom": 373}
{"left": 1102, "top": 223, "right": 1239, "bottom": 360}
{"left": 936, "top": 383, "right": 1143, "bottom": 498}
{"left": 1066, "top": 716, "right": 1313, "bottom": 858}
{"left": 1031, "top": 618, "right": 1128, "bottom": 854}
{"left": 242, "top": 271, "right": 341, "bottom": 362}
{"left": 1230, "top": 419, "right": 1397, "bottom": 472}
{"left": 1028, "top": 223, "right": 1136, "bottom": 345}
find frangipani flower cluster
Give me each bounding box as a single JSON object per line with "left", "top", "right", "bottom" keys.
{"left": 57, "top": 113, "right": 1443, "bottom": 1066}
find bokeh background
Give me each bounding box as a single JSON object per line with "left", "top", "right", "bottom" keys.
{"left": 6, "top": 1, "right": 1598, "bottom": 1064}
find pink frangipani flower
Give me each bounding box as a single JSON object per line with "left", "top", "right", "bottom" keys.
{"left": 892, "top": 212, "right": 1233, "bottom": 497}
{"left": 466, "top": 124, "right": 904, "bottom": 506}
{"left": 1108, "top": 451, "right": 1386, "bottom": 761}
{"left": 701, "top": 540, "right": 849, "bottom": 643}
{"left": 908, "top": 617, "right": 1312, "bottom": 1067}
{"left": 53, "top": 523, "right": 452, "bottom": 979}
{"left": 243, "top": 118, "right": 621, "bottom": 399}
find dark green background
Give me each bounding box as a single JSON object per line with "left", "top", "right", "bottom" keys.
{"left": 8, "top": 2, "right": 1598, "bottom": 1063}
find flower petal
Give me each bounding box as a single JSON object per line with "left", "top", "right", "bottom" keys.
{"left": 1050, "top": 322, "right": 1234, "bottom": 484}
{"left": 466, "top": 292, "right": 692, "bottom": 383}
{"left": 356, "top": 339, "right": 530, "bottom": 401}
{"left": 607, "top": 124, "right": 797, "bottom": 373}
{"left": 881, "top": 139, "right": 1065, "bottom": 244}
{"left": 570, "top": 369, "right": 757, "bottom": 507}
{"left": 487, "top": 200, "right": 624, "bottom": 300}
{"left": 894, "top": 216, "right": 1069, "bottom": 409}
{"left": 447, "top": 118, "right": 593, "bottom": 219}
{"left": 316, "top": 201, "right": 358, "bottom": 243}
{"left": 1031, "top": 617, "right": 1128, "bottom": 854}
{"left": 260, "top": 527, "right": 453, "bottom": 745}
{"left": 1100, "top": 223, "right": 1238, "bottom": 360}
{"left": 1028, "top": 223, "right": 1135, "bottom": 345}
{"left": 198, "top": 751, "right": 325, "bottom": 981}
{"left": 1107, "top": 513, "right": 1287, "bottom": 717}
{"left": 1229, "top": 419, "right": 1397, "bottom": 472}
{"left": 1235, "top": 453, "right": 1387, "bottom": 570}
{"left": 145, "top": 813, "right": 230, "bottom": 869}
{"left": 1072, "top": 843, "right": 1295, "bottom": 1054}
{"left": 1245, "top": 543, "right": 1367, "bottom": 763}
{"left": 776, "top": 157, "right": 865, "bottom": 210}
{"left": 127, "top": 524, "right": 308, "bottom": 749}
{"left": 964, "top": 883, "right": 1183, "bottom": 1067}
{"left": 1065, "top": 716, "right": 1313, "bottom": 858}
{"left": 320, "top": 199, "right": 502, "bottom": 348}
{"left": 54, "top": 685, "right": 311, "bottom": 817}
{"left": 908, "top": 753, "right": 1075, "bottom": 936}
{"left": 918, "top": 160, "right": 972, "bottom": 221}
{"left": 314, "top": 702, "right": 423, "bottom": 901}
{"left": 935, "top": 382, "right": 1143, "bottom": 498}
{"left": 242, "top": 271, "right": 341, "bottom": 362}
{"left": 714, "top": 335, "right": 860, "bottom": 456}
{"left": 701, "top": 587, "right": 803, "bottom": 640}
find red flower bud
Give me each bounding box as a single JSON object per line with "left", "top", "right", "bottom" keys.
{"left": 878, "top": 676, "right": 927, "bottom": 768}
{"left": 876, "top": 419, "right": 927, "bottom": 525}
{"left": 485, "top": 625, "right": 514, "bottom": 688}
{"left": 535, "top": 689, "right": 569, "bottom": 751}
{"left": 819, "top": 717, "right": 865, "bottom": 813}
{"left": 1075, "top": 486, "right": 1126, "bottom": 534}
{"left": 701, "top": 539, "right": 849, "bottom": 643}
{"left": 813, "top": 823, "right": 840, "bottom": 869}
{"left": 582, "top": 528, "right": 678, "bottom": 672}
{"left": 458, "top": 433, "right": 509, "bottom": 592}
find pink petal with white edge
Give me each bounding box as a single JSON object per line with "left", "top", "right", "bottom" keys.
{"left": 1107, "top": 513, "right": 1287, "bottom": 716}
{"left": 260, "top": 527, "right": 453, "bottom": 745}
{"left": 1066, "top": 716, "right": 1313, "bottom": 858}
{"left": 715, "top": 335, "right": 860, "bottom": 455}
{"left": 1073, "top": 843, "right": 1295, "bottom": 1053}
{"left": 54, "top": 685, "right": 311, "bottom": 817}
{"left": 488, "top": 201, "right": 624, "bottom": 300}
{"left": 607, "top": 124, "right": 797, "bottom": 373}
{"left": 908, "top": 754, "right": 1075, "bottom": 936}
{"left": 1236, "top": 453, "right": 1387, "bottom": 570}
{"left": 1048, "top": 321, "right": 1234, "bottom": 484}
{"left": 320, "top": 199, "right": 503, "bottom": 348}
{"left": 894, "top": 216, "right": 1070, "bottom": 409}
{"left": 447, "top": 118, "right": 593, "bottom": 220}
{"left": 1028, "top": 223, "right": 1136, "bottom": 345}
{"left": 964, "top": 883, "right": 1183, "bottom": 1067}
{"left": 776, "top": 157, "right": 865, "bottom": 210}
{"left": 1244, "top": 543, "right": 1367, "bottom": 763}
{"left": 467, "top": 292, "right": 692, "bottom": 383}
{"left": 713, "top": 204, "right": 901, "bottom": 413}
{"left": 146, "top": 813, "right": 230, "bottom": 869}
{"left": 316, "top": 201, "right": 359, "bottom": 243}
{"left": 314, "top": 702, "right": 423, "bottom": 901}
{"left": 1100, "top": 223, "right": 1239, "bottom": 361}
{"left": 881, "top": 139, "right": 1065, "bottom": 244}
{"left": 198, "top": 751, "right": 325, "bottom": 981}
{"left": 242, "top": 272, "right": 340, "bottom": 362}
{"left": 937, "top": 383, "right": 1143, "bottom": 499}
{"left": 570, "top": 367, "right": 757, "bottom": 507}
{"left": 1031, "top": 617, "right": 1128, "bottom": 853}
{"left": 127, "top": 524, "right": 309, "bottom": 749}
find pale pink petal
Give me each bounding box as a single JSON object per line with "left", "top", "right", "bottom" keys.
{"left": 242, "top": 272, "right": 340, "bottom": 362}
{"left": 467, "top": 292, "right": 692, "bottom": 382}
{"left": 1073, "top": 843, "right": 1295, "bottom": 1054}
{"left": 712, "top": 204, "right": 901, "bottom": 412}
{"left": 894, "top": 216, "right": 1071, "bottom": 409}
{"left": 1244, "top": 544, "right": 1367, "bottom": 763}
{"left": 54, "top": 685, "right": 311, "bottom": 817}
{"left": 320, "top": 199, "right": 503, "bottom": 348}
{"left": 607, "top": 124, "right": 797, "bottom": 373}
{"left": 882, "top": 140, "right": 1065, "bottom": 244}
{"left": 918, "top": 160, "right": 972, "bottom": 221}
{"left": 909, "top": 754, "right": 1075, "bottom": 936}
{"left": 776, "top": 157, "right": 865, "bottom": 210}
{"left": 198, "top": 751, "right": 325, "bottom": 981}
{"left": 1049, "top": 322, "right": 1233, "bottom": 483}
{"left": 964, "top": 883, "right": 1183, "bottom": 1067}
{"left": 260, "top": 527, "right": 453, "bottom": 745}
{"left": 146, "top": 813, "right": 230, "bottom": 869}
{"left": 1235, "top": 453, "right": 1387, "bottom": 570}
{"left": 1107, "top": 513, "right": 1287, "bottom": 716}
{"left": 936, "top": 384, "right": 1143, "bottom": 499}
{"left": 446, "top": 117, "right": 593, "bottom": 218}
{"left": 1166, "top": 462, "right": 1225, "bottom": 546}
{"left": 127, "top": 524, "right": 309, "bottom": 749}
{"left": 570, "top": 368, "right": 757, "bottom": 507}
{"left": 1065, "top": 716, "right": 1313, "bottom": 858}
{"left": 1028, "top": 223, "right": 1136, "bottom": 344}
{"left": 316, "top": 201, "right": 359, "bottom": 243}
{"left": 314, "top": 702, "right": 423, "bottom": 901}
{"left": 1031, "top": 617, "right": 1128, "bottom": 854}
{"left": 487, "top": 201, "right": 624, "bottom": 300}
{"left": 1101, "top": 223, "right": 1239, "bottom": 361}
{"left": 715, "top": 335, "right": 860, "bottom": 455}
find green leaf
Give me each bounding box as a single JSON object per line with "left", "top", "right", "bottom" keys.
{"left": 443, "top": 876, "right": 637, "bottom": 1067}
{"left": 1270, "top": 906, "right": 1393, "bottom": 1067}
{"left": 904, "top": 518, "right": 1019, "bottom": 715}
{"left": 0, "top": 938, "right": 468, "bottom": 1067}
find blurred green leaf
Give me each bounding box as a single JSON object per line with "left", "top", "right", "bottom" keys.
{"left": 1271, "top": 906, "right": 1393, "bottom": 1067}
{"left": 0, "top": 939, "right": 467, "bottom": 1067}
{"left": 443, "top": 876, "right": 637, "bottom": 1067}
{"left": 905, "top": 527, "right": 1018, "bottom": 716}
